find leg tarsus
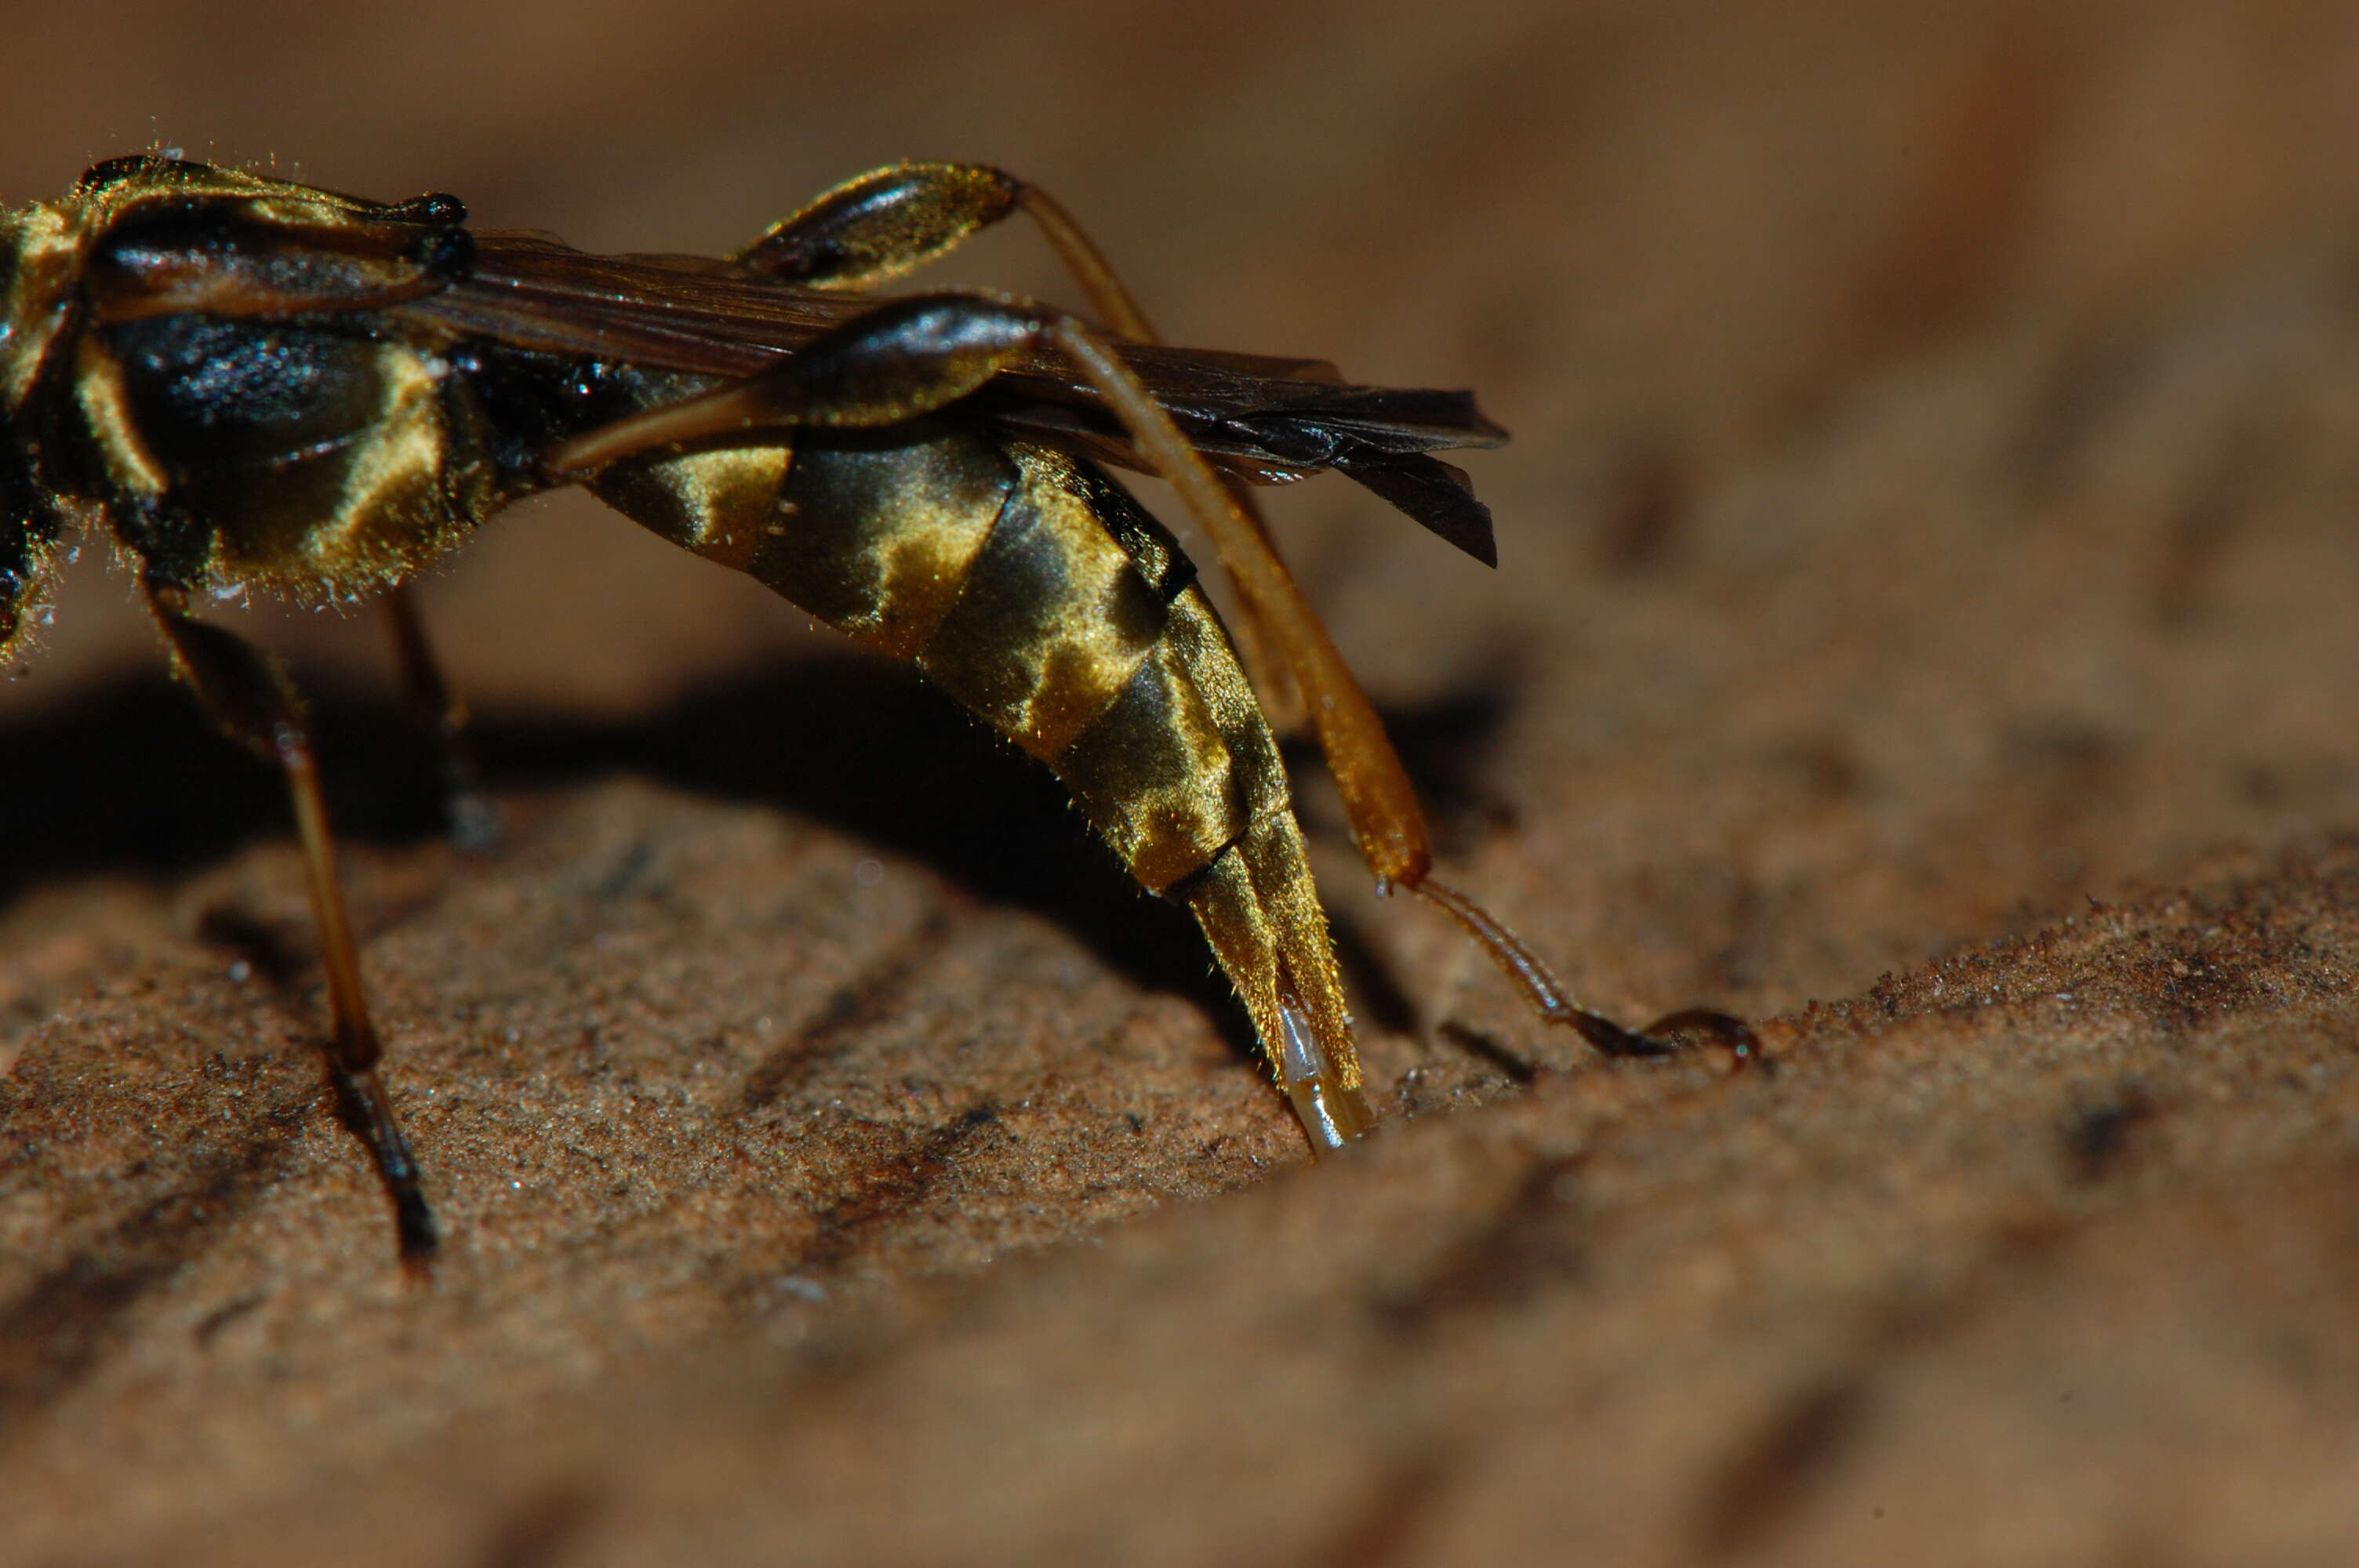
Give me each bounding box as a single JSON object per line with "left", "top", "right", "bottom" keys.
{"left": 330, "top": 1062, "right": 440, "bottom": 1272}
{"left": 1638, "top": 1007, "right": 1770, "bottom": 1071}
{"left": 1414, "top": 874, "right": 1764, "bottom": 1071}
{"left": 1564, "top": 1005, "right": 1765, "bottom": 1070}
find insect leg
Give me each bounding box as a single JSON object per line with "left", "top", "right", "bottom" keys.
{"left": 383, "top": 583, "right": 499, "bottom": 851}
{"left": 734, "top": 162, "right": 1304, "bottom": 726}
{"left": 146, "top": 584, "right": 439, "bottom": 1268}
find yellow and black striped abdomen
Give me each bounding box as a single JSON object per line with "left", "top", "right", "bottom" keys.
{"left": 595, "top": 423, "right": 1359, "bottom": 1094}
{"left": 768, "top": 430, "right": 1258, "bottom": 895}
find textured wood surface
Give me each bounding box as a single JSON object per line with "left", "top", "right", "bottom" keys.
{"left": 6, "top": 5, "right": 2359, "bottom": 1563}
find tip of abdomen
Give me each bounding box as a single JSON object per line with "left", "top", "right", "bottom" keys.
{"left": 1279, "top": 989, "right": 1374, "bottom": 1149}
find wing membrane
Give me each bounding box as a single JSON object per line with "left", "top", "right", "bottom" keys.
{"left": 396, "top": 231, "right": 1506, "bottom": 563}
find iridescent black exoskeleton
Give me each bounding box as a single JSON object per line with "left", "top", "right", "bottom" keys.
{"left": 0, "top": 155, "right": 1753, "bottom": 1267}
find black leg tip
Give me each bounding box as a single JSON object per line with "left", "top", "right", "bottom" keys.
{"left": 446, "top": 791, "right": 503, "bottom": 855}
{"left": 1559, "top": 1006, "right": 1769, "bottom": 1071}
{"left": 394, "top": 1189, "right": 441, "bottom": 1276}
{"left": 1643, "top": 1007, "right": 1772, "bottom": 1073}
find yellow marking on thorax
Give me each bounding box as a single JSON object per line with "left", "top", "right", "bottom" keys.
{"left": 72, "top": 333, "right": 172, "bottom": 501}
{"left": 281, "top": 346, "right": 469, "bottom": 589}
{"left": 2, "top": 205, "right": 81, "bottom": 410}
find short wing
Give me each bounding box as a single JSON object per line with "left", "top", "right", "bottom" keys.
{"left": 396, "top": 232, "right": 1507, "bottom": 565}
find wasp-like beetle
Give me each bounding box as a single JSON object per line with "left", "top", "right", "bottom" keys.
{"left": 0, "top": 155, "right": 1750, "bottom": 1266}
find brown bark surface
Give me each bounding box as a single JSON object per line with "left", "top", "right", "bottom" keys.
{"left": 6, "top": 5, "right": 2359, "bottom": 1563}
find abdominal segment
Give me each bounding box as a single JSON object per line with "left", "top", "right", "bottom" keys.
{"left": 596, "top": 423, "right": 1361, "bottom": 1096}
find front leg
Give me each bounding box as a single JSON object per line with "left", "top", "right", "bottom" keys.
{"left": 147, "top": 583, "right": 438, "bottom": 1269}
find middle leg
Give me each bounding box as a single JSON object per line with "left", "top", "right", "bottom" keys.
{"left": 383, "top": 583, "right": 499, "bottom": 852}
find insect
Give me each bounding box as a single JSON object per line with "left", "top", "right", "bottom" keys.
{"left": 1, "top": 154, "right": 1754, "bottom": 1269}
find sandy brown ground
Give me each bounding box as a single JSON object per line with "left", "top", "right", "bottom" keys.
{"left": 6, "top": 4, "right": 2359, "bottom": 1563}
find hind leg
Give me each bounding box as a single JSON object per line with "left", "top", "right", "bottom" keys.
{"left": 148, "top": 583, "right": 438, "bottom": 1269}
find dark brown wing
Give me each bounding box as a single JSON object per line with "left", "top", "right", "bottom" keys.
{"left": 396, "top": 231, "right": 1507, "bottom": 564}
